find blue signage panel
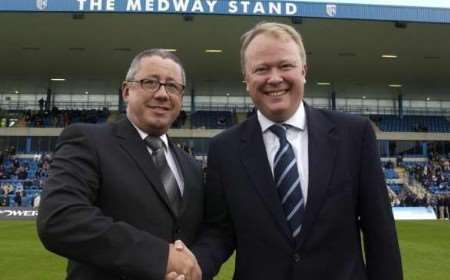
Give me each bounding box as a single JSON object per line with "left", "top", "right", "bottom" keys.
{"left": 1, "top": 0, "right": 450, "bottom": 24}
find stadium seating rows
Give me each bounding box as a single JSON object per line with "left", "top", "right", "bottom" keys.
{"left": 190, "top": 110, "right": 235, "bottom": 129}
{"left": 1, "top": 157, "right": 48, "bottom": 207}
{"left": 374, "top": 115, "right": 450, "bottom": 132}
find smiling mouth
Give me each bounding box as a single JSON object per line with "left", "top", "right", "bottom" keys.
{"left": 265, "top": 90, "right": 288, "bottom": 97}
{"left": 148, "top": 105, "right": 169, "bottom": 110}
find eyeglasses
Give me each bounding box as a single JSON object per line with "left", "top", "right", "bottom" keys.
{"left": 126, "top": 78, "right": 185, "bottom": 97}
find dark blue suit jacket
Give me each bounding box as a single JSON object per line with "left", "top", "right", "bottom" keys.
{"left": 194, "top": 104, "right": 402, "bottom": 280}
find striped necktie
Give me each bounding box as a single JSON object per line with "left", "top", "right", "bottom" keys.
{"left": 270, "top": 124, "right": 305, "bottom": 238}
{"left": 145, "top": 136, "right": 182, "bottom": 216}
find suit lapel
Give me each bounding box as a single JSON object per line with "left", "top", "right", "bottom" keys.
{"left": 240, "top": 116, "right": 293, "bottom": 244}
{"left": 296, "top": 104, "right": 338, "bottom": 249}
{"left": 113, "top": 118, "right": 176, "bottom": 217}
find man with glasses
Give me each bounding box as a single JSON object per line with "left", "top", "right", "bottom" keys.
{"left": 37, "top": 49, "right": 203, "bottom": 280}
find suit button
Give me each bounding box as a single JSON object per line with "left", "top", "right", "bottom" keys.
{"left": 293, "top": 253, "right": 301, "bottom": 263}
{"left": 174, "top": 227, "right": 181, "bottom": 239}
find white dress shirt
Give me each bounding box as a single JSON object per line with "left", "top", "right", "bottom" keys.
{"left": 257, "top": 102, "right": 309, "bottom": 203}
{"left": 132, "top": 123, "right": 184, "bottom": 195}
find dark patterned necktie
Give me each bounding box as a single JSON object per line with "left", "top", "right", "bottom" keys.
{"left": 270, "top": 124, "right": 305, "bottom": 238}
{"left": 145, "top": 136, "right": 182, "bottom": 216}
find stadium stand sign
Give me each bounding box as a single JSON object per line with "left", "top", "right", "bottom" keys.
{"left": 0, "top": 207, "right": 38, "bottom": 220}
{"left": 1, "top": 0, "right": 450, "bottom": 23}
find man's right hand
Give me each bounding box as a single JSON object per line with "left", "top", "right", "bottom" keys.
{"left": 166, "top": 240, "right": 201, "bottom": 280}
{"left": 165, "top": 271, "right": 185, "bottom": 280}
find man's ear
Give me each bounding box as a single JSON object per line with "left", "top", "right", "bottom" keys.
{"left": 243, "top": 74, "right": 249, "bottom": 92}
{"left": 121, "top": 82, "right": 129, "bottom": 101}
{"left": 302, "top": 64, "right": 308, "bottom": 83}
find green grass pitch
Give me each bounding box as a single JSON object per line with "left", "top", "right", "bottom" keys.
{"left": 0, "top": 220, "right": 448, "bottom": 279}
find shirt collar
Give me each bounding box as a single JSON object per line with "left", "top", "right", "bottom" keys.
{"left": 130, "top": 120, "right": 169, "bottom": 149}
{"left": 257, "top": 101, "right": 306, "bottom": 133}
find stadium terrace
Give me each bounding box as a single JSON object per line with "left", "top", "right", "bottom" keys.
{"left": 76, "top": 0, "right": 298, "bottom": 15}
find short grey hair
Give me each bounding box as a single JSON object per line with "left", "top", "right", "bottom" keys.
{"left": 240, "top": 22, "right": 307, "bottom": 75}
{"left": 125, "top": 49, "right": 186, "bottom": 85}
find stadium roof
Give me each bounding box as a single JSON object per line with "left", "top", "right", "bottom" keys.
{"left": 1, "top": 12, "right": 450, "bottom": 99}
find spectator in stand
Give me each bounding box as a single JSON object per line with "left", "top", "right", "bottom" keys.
{"left": 437, "top": 195, "right": 448, "bottom": 220}
{"left": 25, "top": 109, "right": 32, "bottom": 124}
{"left": 179, "top": 110, "right": 187, "bottom": 126}
{"left": 446, "top": 194, "right": 450, "bottom": 220}
{"left": 0, "top": 165, "right": 6, "bottom": 179}
{"left": 1, "top": 183, "right": 12, "bottom": 196}
{"left": 9, "top": 146, "right": 16, "bottom": 156}
{"left": 15, "top": 182, "right": 23, "bottom": 193}
{"left": 38, "top": 97, "right": 45, "bottom": 111}
{"left": 442, "top": 158, "right": 449, "bottom": 172}
{"left": 0, "top": 188, "right": 5, "bottom": 206}
{"left": 14, "top": 191, "right": 22, "bottom": 207}
{"left": 16, "top": 166, "right": 28, "bottom": 180}
{"left": 33, "top": 194, "right": 41, "bottom": 209}
{"left": 2, "top": 192, "right": 9, "bottom": 207}
{"left": 428, "top": 195, "right": 438, "bottom": 215}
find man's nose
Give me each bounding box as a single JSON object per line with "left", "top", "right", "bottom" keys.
{"left": 153, "top": 85, "right": 170, "bottom": 100}
{"left": 266, "top": 69, "right": 283, "bottom": 84}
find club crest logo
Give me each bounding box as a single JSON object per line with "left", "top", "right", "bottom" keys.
{"left": 36, "top": 0, "right": 48, "bottom": 11}
{"left": 326, "top": 4, "right": 337, "bottom": 17}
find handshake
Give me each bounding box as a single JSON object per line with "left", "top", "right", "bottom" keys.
{"left": 166, "top": 240, "right": 202, "bottom": 280}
